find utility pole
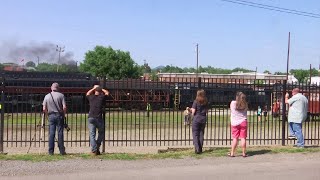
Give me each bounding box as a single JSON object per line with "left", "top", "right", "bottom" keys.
{"left": 286, "top": 32, "right": 291, "bottom": 81}
{"left": 310, "top": 64, "right": 312, "bottom": 85}
{"left": 196, "top": 43, "right": 199, "bottom": 79}
{"left": 255, "top": 66, "right": 258, "bottom": 80}
{"left": 37, "top": 56, "right": 40, "bottom": 66}
{"left": 56, "top": 45, "right": 65, "bottom": 72}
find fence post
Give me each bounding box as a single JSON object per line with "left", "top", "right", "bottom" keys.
{"left": 281, "top": 80, "right": 287, "bottom": 146}
{"left": 0, "top": 76, "right": 4, "bottom": 153}
{"left": 101, "top": 78, "right": 106, "bottom": 153}
{"left": 198, "top": 77, "right": 201, "bottom": 89}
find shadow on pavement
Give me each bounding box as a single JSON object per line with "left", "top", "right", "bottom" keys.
{"left": 247, "top": 149, "right": 271, "bottom": 156}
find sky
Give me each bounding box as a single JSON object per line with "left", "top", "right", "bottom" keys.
{"left": 0, "top": 0, "right": 319, "bottom": 73}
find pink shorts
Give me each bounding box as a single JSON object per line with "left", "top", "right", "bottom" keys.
{"left": 231, "top": 120, "right": 247, "bottom": 139}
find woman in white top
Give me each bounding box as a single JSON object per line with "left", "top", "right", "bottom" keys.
{"left": 229, "top": 92, "right": 248, "bottom": 157}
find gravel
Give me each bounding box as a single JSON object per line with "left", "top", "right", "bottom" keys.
{"left": 1, "top": 152, "right": 320, "bottom": 177}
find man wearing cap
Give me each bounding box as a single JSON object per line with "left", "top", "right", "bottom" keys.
{"left": 42, "top": 82, "right": 67, "bottom": 155}
{"left": 86, "top": 85, "right": 109, "bottom": 155}
{"left": 285, "top": 88, "right": 308, "bottom": 148}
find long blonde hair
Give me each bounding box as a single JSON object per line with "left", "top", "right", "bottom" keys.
{"left": 236, "top": 92, "right": 248, "bottom": 110}
{"left": 196, "top": 89, "right": 208, "bottom": 105}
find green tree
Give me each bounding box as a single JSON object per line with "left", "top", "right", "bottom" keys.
{"left": 143, "top": 62, "right": 152, "bottom": 73}
{"left": 263, "top": 70, "right": 271, "bottom": 74}
{"left": 231, "top": 67, "right": 252, "bottom": 73}
{"left": 274, "top": 72, "right": 286, "bottom": 75}
{"left": 254, "top": 79, "right": 265, "bottom": 85}
{"left": 25, "top": 61, "right": 36, "bottom": 68}
{"left": 80, "top": 46, "right": 142, "bottom": 79}
{"left": 290, "top": 68, "right": 318, "bottom": 83}
{"left": 161, "top": 65, "right": 184, "bottom": 73}
{"left": 150, "top": 71, "right": 159, "bottom": 81}
{"left": 36, "top": 63, "right": 56, "bottom": 72}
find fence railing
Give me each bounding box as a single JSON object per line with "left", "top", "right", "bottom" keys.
{"left": 0, "top": 77, "right": 319, "bottom": 153}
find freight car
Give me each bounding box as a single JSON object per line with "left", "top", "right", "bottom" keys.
{"left": 173, "top": 82, "right": 271, "bottom": 110}
{"left": 0, "top": 71, "right": 172, "bottom": 112}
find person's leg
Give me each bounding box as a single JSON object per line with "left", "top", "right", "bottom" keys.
{"left": 230, "top": 138, "right": 238, "bottom": 157}
{"left": 240, "top": 138, "right": 246, "bottom": 156}
{"left": 293, "top": 123, "right": 304, "bottom": 147}
{"left": 192, "top": 121, "right": 201, "bottom": 153}
{"left": 96, "top": 118, "right": 105, "bottom": 154}
{"left": 288, "top": 122, "right": 295, "bottom": 138}
{"left": 199, "top": 122, "right": 206, "bottom": 153}
{"left": 239, "top": 120, "right": 248, "bottom": 156}
{"left": 88, "top": 118, "right": 97, "bottom": 153}
{"left": 48, "top": 115, "right": 56, "bottom": 155}
{"left": 230, "top": 125, "right": 240, "bottom": 156}
{"left": 57, "top": 115, "right": 65, "bottom": 154}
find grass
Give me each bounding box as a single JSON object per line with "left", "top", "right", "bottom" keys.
{"left": 3, "top": 111, "right": 300, "bottom": 126}
{"left": 1, "top": 146, "right": 320, "bottom": 162}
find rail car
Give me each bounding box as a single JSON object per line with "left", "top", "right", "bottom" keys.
{"left": 4, "top": 71, "right": 314, "bottom": 112}
{"left": 173, "top": 83, "right": 271, "bottom": 110}
{"left": 271, "top": 83, "right": 320, "bottom": 119}
{"left": 1, "top": 75, "right": 172, "bottom": 112}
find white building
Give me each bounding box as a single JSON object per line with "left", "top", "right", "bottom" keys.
{"left": 311, "top": 77, "right": 320, "bottom": 85}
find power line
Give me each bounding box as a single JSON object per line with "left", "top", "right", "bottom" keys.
{"left": 235, "top": 0, "right": 320, "bottom": 16}
{"left": 219, "top": 0, "right": 320, "bottom": 19}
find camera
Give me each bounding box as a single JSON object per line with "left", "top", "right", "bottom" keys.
{"left": 63, "top": 117, "right": 71, "bottom": 132}
{"left": 64, "top": 123, "right": 71, "bottom": 132}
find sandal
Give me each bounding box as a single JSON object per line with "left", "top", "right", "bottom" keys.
{"left": 227, "top": 153, "right": 235, "bottom": 157}
{"left": 242, "top": 154, "right": 249, "bottom": 158}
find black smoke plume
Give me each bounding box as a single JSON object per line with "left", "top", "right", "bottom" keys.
{"left": 0, "top": 41, "right": 76, "bottom": 65}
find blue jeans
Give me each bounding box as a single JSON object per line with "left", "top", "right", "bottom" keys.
{"left": 48, "top": 113, "right": 65, "bottom": 154}
{"left": 88, "top": 117, "right": 105, "bottom": 153}
{"left": 289, "top": 122, "right": 304, "bottom": 147}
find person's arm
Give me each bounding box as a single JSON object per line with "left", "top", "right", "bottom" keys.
{"left": 42, "top": 96, "right": 48, "bottom": 114}
{"left": 286, "top": 94, "right": 298, "bottom": 106}
{"left": 102, "top": 88, "right": 109, "bottom": 96}
{"left": 86, "top": 85, "right": 99, "bottom": 96}
{"left": 62, "top": 95, "right": 67, "bottom": 115}
{"left": 191, "top": 101, "right": 197, "bottom": 116}
{"left": 285, "top": 93, "right": 290, "bottom": 104}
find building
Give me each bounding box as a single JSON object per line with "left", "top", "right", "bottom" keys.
{"left": 2, "top": 63, "right": 26, "bottom": 72}
{"left": 311, "top": 77, "right": 320, "bottom": 85}
{"left": 158, "top": 72, "right": 290, "bottom": 84}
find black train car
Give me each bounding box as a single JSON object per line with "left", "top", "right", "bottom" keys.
{"left": 175, "top": 82, "right": 270, "bottom": 110}
{"left": 104, "top": 79, "right": 171, "bottom": 110}
{"left": 1, "top": 72, "right": 172, "bottom": 112}
{"left": 1, "top": 71, "right": 98, "bottom": 113}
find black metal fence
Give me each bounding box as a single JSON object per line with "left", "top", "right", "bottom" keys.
{"left": 0, "top": 76, "right": 319, "bottom": 153}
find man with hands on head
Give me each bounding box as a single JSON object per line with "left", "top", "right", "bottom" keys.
{"left": 86, "top": 85, "right": 109, "bottom": 155}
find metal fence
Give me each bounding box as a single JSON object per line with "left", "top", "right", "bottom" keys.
{"left": 0, "top": 77, "right": 319, "bottom": 152}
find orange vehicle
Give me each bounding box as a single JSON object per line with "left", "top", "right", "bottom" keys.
{"left": 308, "top": 93, "right": 320, "bottom": 118}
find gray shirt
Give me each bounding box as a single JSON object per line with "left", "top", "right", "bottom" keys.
{"left": 288, "top": 93, "right": 308, "bottom": 123}
{"left": 42, "top": 91, "right": 66, "bottom": 114}
{"left": 192, "top": 100, "right": 207, "bottom": 123}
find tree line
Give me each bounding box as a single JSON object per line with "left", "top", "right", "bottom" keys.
{"left": 1, "top": 45, "right": 318, "bottom": 82}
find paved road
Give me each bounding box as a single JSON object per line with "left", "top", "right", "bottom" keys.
{"left": 1, "top": 152, "right": 320, "bottom": 180}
